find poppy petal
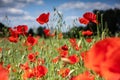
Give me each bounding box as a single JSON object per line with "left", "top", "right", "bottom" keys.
{"left": 83, "top": 12, "right": 96, "bottom": 21}
{"left": 79, "top": 18, "right": 89, "bottom": 25}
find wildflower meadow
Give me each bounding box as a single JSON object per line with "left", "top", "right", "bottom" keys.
{"left": 0, "top": 9, "right": 120, "bottom": 80}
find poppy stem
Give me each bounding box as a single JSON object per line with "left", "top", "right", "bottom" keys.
{"left": 46, "top": 23, "right": 50, "bottom": 29}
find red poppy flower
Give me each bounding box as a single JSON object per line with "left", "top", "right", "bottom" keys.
{"left": 86, "top": 38, "right": 92, "bottom": 43}
{"left": 43, "top": 28, "right": 50, "bottom": 36}
{"left": 82, "top": 30, "right": 93, "bottom": 36}
{"left": 69, "top": 38, "right": 81, "bottom": 51}
{"left": 22, "top": 68, "right": 34, "bottom": 80}
{"left": 69, "top": 38, "right": 76, "bottom": 44}
{"left": 52, "top": 56, "right": 60, "bottom": 63}
{"left": 80, "top": 51, "right": 88, "bottom": 62}
{"left": 8, "top": 36, "right": 18, "bottom": 43}
{"left": 61, "top": 44, "right": 68, "bottom": 51}
{"left": 26, "top": 35, "right": 38, "bottom": 46}
{"left": 58, "top": 68, "right": 70, "bottom": 78}
{"left": 0, "top": 64, "right": 9, "bottom": 80}
{"left": 33, "top": 65, "right": 48, "bottom": 78}
{"left": 16, "top": 25, "right": 28, "bottom": 35}
{"left": 84, "top": 37, "right": 120, "bottom": 80}
{"left": 73, "top": 44, "right": 81, "bottom": 51}
{"left": 70, "top": 71, "right": 94, "bottom": 80}
{"left": 28, "top": 53, "right": 36, "bottom": 62}
{"left": 60, "top": 51, "right": 68, "bottom": 57}
{"left": 68, "top": 54, "right": 79, "bottom": 64}
{"left": 57, "top": 45, "right": 69, "bottom": 57}
{"left": 20, "top": 62, "right": 29, "bottom": 70}
{"left": 79, "top": 12, "right": 97, "bottom": 25}
{"left": 9, "top": 28, "right": 18, "bottom": 37}
{"left": 36, "top": 13, "right": 50, "bottom": 25}
{"left": 8, "top": 28, "right": 19, "bottom": 43}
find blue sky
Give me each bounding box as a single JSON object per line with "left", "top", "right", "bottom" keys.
{"left": 0, "top": 0, "right": 120, "bottom": 32}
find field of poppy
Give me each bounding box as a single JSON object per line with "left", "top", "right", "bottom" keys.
{"left": 0, "top": 11, "right": 120, "bottom": 80}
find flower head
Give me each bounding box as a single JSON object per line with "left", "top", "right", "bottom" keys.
{"left": 33, "top": 65, "right": 48, "bottom": 78}
{"left": 68, "top": 54, "right": 79, "bottom": 64}
{"left": 84, "top": 37, "right": 120, "bottom": 80}
{"left": 82, "top": 30, "right": 93, "bottom": 36}
{"left": 58, "top": 68, "right": 70, "bottom": 78}
{"left": 25, "top": 35, "right": 38, "bottom": 46}
{"left": 0, "top": 64, "right": 9, "bottom": 80}
{"left": 79, "top": 12, "right": 97, "bottom": 25}
{"left": 43, "top": 28, "right": 50, "bottom": 36}
{"left": 36, "top": 13, "right": 50, "bottom": 25}
{"left": 16, "top": 25, "right": 28, "bottom": 35}
{"left": 70, "top": 71, "right": 94, "bottom": 80}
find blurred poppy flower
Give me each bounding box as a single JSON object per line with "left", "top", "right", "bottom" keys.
{"left": 68, "top": 54, "right": 79, "bottom": 64}
{"left": 86, "top": 38, "right": 92, "bottom": 43}
{"left": 52, "top": 56, "right": 60, "bottom": 63}
{"left": 28, "top": 53, "right": 36, "bottom": 62}
{"left": 61, "top": 44, "right": 68, "bottom": 51}
{"left": 58, "top": 45, "right": 69, "bottom": 57}
{"left": 61, "top": 54, "right": 79, "bottom": 64}
{"left": 73, "top": 44, "right": 81, "bottom": 51}
{"left": 22, "top": 68, "right": 34, "bottom": 80}
{"left": 82, "top": 30, "right": 93, "bottom": 36}
{"left": 16, "top": 25, "right": 28, "bottom": 35}
{"left": 80, "top": 51, "right": 88, "bottom": 62}
{"left": 70, "top": 71, "right": 94, "bottom": 80}
{"left": 58, "top": 68, "right": 70, "bottom": 78}
{"left": 25, "top": 35, "right": 38, "bottom": 46}
{"left": 43, "top": 28, "right": 50, "bottom": 36}
{"left": 79, "top": 12, "right": 97, "bottom": 25}
{"left": 36, "top": 13, "right": 50, "bottom": 25}
{"left": 8, "top": 36, "right": 18, "bottom": 43}
{"left": 69, "top": 38, "right": 81, "bottom": 51}
{"left": 9, "top": 28, "right": 18, "bottom": 37}
{"left": 69, "top": 38, "right": 76, "bottom": 45}
{"left": 84, "top": 37, "right": 120, "bottom": 80}
{"left": 33, "top": 65, "right": 48, "bottom": 78}
{"left": 0, "top": 64, "right": 9, "bottom": 80}
{"left": 60, "top": 51, "right": 68, "bottom": 57}
{"left": 20, "top": 62, "right": 29, "bottom": 70}
{"left": 8, "top": 28, "right": 19, "bottom": 43}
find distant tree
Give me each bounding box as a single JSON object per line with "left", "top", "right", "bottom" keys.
{"left": 0, "top": 22, "right": 9, "bottom": 37}
{"left": 37, "top": 26, "right": 45, "bottom": 37}
{"left": 64, "top": 26, "right": 85, "bottom": 38}
{"left": 28, "top": 28, "right": 35, "bottom": 36}
{"left": 93, "top": 8, "right": 120, "bottom": 35}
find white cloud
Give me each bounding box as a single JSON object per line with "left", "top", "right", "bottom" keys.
{"left": 0, "top": 0, "right": 44, "bottom": 28}
{"left": 0, "top": 15, "right": 37, "bottom": 28}
{"left": 65, "top": 16, "right": 80, "bottom": 26}
{"left": 36, "top": 0, "right": 44, "bottom": 5}
{"left": 0, "top": 8, "right": 28, "bottom": 17}
{"left": 8, "top": 8, "right": 28, "bottom": 15}
{"left": 0, "top": 0, "right": 44, "bottom": 8}
{"left": 65, "top": 16, "right": 78, "bottom": 20}
{"left": 58, "top": 2, "right": 120, "bottom": 11}
{"left": 23, "top": 15, "right": 35, "bottom": 21}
